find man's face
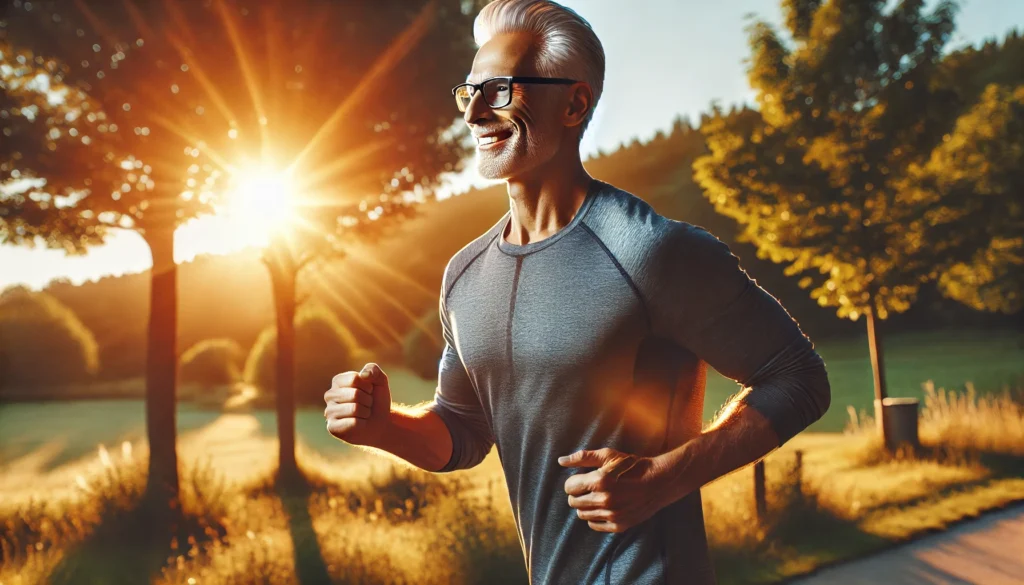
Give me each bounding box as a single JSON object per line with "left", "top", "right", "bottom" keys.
{"left": 463, "top": 32, "right": 569, "bottom": 181}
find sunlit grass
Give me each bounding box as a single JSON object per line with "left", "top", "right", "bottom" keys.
{"left": 2, "top": 380, "right": 1023, "bottom": 585}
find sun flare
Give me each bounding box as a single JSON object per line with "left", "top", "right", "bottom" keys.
{"left": 223, "top": 164, "right": 298, "bottom": 246}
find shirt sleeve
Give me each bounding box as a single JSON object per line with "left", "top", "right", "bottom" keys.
{"left": 423, "top": 285, "right": 495, "bottom": 472}
{"left": 645, "top": 222, "right": 831, "bottom": 444}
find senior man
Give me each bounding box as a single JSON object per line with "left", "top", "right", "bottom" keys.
{"left": 325, "top": 1, "right": 831, "bottom": 583}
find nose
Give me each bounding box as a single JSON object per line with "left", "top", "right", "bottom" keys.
{"left": 463, "top": 86, "right": 494, "bottom": 126}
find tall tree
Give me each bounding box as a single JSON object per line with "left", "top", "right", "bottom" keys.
{"left": 219, "top": 0, "right": 481, "bottom": 485}
{"left": 693, "top": 0, "right": 965, "bottom": 445}
{"left": 1, "top": 2, "right": 218, "bottom": 511}
{"left": 908, "top": 83, "right": 1024, "bottom": 314}
{"left": 2, "top": 0, "right": 482, "bottom": 486}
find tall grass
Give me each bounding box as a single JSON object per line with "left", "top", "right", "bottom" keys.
{"left": 0, "top": 443, "right": 230, "bottom": 585}
{"left": 919, "top": 380, "right": 1024, "bottom": 456}
{"left": 2, "top": 381, "right": 1022, "bottom": 585}
{"left": 843, "top": 377, "right": 1024, "bottom": 457}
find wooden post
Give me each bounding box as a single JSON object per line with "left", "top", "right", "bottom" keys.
{"left": 794, "top": 449, "right": 803, "bottom": 495}
{"left": 754, "top": 459, "right": 767, "bottom": 522}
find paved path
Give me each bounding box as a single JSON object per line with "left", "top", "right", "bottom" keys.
{"left": 789, "top": 504, "right": 1024, "bottom": 585}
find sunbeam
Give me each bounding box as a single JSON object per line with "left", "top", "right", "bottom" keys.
{"left": 213, "top": 0, "right": 271, "bottom": 161}
{"left": 319, "top": 260, "right": 439, "bottom": 347}
{"left": 343, "top": 245, "right": 437, "bottom": 303}
{"left": 305, "top": 266, "right": 404, "bottom": 349}
{"left": 119, "top": 0, "right": 156, "bottom": 42}
{"left": 71, "top": 0, "right": 122, "bottom": 51}
{"left": 288, "top": 0, "right": 439, "bottom": 173}
{"left": 165, "top": 30, "right": 239, "bottom": 126}
{"left": 298, "top": 138, "right": 397, "bottom": 194}
{"left": 147, "top": 112, "right": 237, "bottom": 173}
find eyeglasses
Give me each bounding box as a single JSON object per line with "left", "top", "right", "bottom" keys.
{"left": 452, "top": 76, "right": 579, "bottom": 112}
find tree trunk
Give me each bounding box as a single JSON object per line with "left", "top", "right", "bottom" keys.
{"left": 271, "top": 261, "right": 299, "bottom": 485}
{"left": 866, "top": 301, "right": 892, "bottom": 449}
{"left": 142, "top": 226, "right": 181, "bottom": 510}
{"left": 866, "top": 305, "right": 889, "bottom": 402}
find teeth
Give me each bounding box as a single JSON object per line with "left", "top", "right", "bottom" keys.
{"left": 479, "top": 135, "right": 498, "bottom": 145}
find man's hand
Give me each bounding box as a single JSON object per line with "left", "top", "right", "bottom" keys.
{"left": 558, "top": 447, "right": 674, "bottom": 533}
{"left": 324, "top": 362, "right": 393, "bottom": 447}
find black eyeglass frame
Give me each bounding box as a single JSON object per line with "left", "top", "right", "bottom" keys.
{"left": 451, "top": 76, "right": 580, "bottom": 111}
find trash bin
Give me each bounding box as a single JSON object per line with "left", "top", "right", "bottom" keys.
{"left": 874, "top": 397, "right": 920, "bottom": 451}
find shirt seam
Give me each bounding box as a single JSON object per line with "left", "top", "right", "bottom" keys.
{"left": 579, "top": 221, "right": 653, "bottom": 333}
{"left": 441, "top": 229, "right": 502, "bottom": 412}
{"left": 443, "top": 228, "right": 503, "bottom": 305}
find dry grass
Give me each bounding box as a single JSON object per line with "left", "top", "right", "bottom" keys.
{"left": 1, "top": 380, "right": 1023, "bottom": 585}
{"left": 919, "top": 380, "right": 1024, "bottom": 456}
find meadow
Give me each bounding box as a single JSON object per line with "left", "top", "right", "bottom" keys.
{"left": 1, "top": 378, "right": 1023, "bottom": 585}
{"left": 2, "top": 328, "right": 1024, "bottom": 584}
{"left": 4, "top": 328, "right": 1022, "bottom": 482}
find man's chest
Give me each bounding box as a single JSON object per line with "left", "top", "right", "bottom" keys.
{"left": 446, "top": 244, "right": 649, "bottom": 407}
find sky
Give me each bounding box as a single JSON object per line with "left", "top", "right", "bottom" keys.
{"left": 2, "top": 0, "right": 1022, "bottom": 291}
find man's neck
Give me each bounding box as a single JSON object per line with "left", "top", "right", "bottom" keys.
{"left": 503, "top": 153, "right": 593, "bottom": 247}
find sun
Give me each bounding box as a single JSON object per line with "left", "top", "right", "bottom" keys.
{"left": 222, "top": 164, "right": 298, "bottom": 246}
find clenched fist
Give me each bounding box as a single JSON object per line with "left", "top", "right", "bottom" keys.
{"left": 324, "top": 362, "right": 393, "bottom": 447}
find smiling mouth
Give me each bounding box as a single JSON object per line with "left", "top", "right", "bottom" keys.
{"left": 478, "top": 128, "right": 514, "bottom": 147}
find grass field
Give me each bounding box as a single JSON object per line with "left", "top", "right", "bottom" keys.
{"left": 5, "top": 331, "right": 1023, "bottom": 582}
{"left": 1, "top": 378, "right": 1022, "bottom": 585}
{"left": 3, "top": 328, "right": 1022, "bottom": 479}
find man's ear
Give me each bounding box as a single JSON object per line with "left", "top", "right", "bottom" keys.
{"left": 564, "top": 82, "right": 593, "bottom": 128}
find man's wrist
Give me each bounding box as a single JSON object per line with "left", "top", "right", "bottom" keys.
{"left": 652, "top": 439, "right": 705, "bottom": 505}
{"left": 372, "top": 406, "right": 402, "bottom": 451}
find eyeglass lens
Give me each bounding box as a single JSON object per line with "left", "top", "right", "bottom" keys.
{"left": 455, "top": 78, "right": 511, "bottom": 112}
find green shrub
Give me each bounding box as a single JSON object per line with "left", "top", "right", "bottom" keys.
{"left": 178, "top": 338, "right": 245, "bottom": 388}
{"left": 243, "top": 304, "right": 366, "bottom": 405}
{"left": 403, "top": 309, "right": 443, "bottom": 380}
{"left": 0, "top": 287, "right": 100, "bottom": 388}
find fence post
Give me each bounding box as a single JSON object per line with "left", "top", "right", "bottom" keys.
{"left": 794, "top": 449, "right": 803, "bottom": 495}
{"left": 754, "top": 459, "right": 767, "bottom": 522}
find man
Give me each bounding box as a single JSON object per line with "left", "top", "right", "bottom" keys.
{"left": 324, "top": 1, "right": 831, "bottom": 583}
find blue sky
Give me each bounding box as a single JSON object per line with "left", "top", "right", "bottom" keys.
{"left": 3, "top": 0, "right": 1023, "bottom": 290}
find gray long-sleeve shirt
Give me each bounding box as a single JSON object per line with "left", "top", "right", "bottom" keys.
{"left": 425, "top": 178, "right": 831, "bottom": 585}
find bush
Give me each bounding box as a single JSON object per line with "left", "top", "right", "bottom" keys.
{"left": 243, "top": 303, "right": 366, "bottom": 405}
{"left": 403, "top": 309, "right": 444, "bottom": 380}
{"left": 178, "top": 338, "right": 245, "bottom": 388}
{"left": 0, "top": 287, "right": 100, "bottom": 388}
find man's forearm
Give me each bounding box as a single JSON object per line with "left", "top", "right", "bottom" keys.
{"left": 654, "top": 336, "right": 831, "bottom": 502}
{"left": 371, "top": 404, "right": 453, "bottom": 473}
{"left": 653, "top": 398, "right": 780, "bottom": 503}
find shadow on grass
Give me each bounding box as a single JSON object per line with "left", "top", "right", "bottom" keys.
{"left": 275, "top": 471, "right": 333, "bottom": 585}
{"left": 48, "top": 497, "right": 225, "bottom": 585}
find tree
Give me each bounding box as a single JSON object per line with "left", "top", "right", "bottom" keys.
{"left": 1, "top": 2, "right": 218, "bottom": 510}
{"left": 693, "top": 0, "right": 970, "bottom": 446}
{"left": 2, "top": 0, "right": 482, "bottom": 487}
{"left": 909, "top": 83, "right": 1024, "bottom": 313}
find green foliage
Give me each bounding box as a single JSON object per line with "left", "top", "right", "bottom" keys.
{"left": 178, "top": 338, "right": 245, "bottom": 388}
{"left": 244, "top": 304, "right": 365, "bottom": 405}
{"left": 908, "top": 83, "right": 1024, "bottom": 313}
{"left": 0, "top": 286, "right": 99, "bottom": 388}
{"left": 403, "top": 309, "right": 444, "bottom": 381}
{"left": 695, "top": 0, "right": 965, "bottom": 321}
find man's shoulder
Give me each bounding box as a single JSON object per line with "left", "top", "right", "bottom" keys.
{"left": 584, "top": 180, "right": 715, "bottom": 263}
{"left": 441, "top": 211, "right": 507, "bottom": 298}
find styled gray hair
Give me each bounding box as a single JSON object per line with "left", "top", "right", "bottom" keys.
{"left": 473, "top": 0, "right": 605, "bottom": 137}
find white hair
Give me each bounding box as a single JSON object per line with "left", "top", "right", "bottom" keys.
{"left": 473, "top": 0, "right": 605, "bottom": 137}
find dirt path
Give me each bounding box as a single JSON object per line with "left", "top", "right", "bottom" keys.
{"left": 788, "top": 503, "right": 1024, "bottom": 585}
